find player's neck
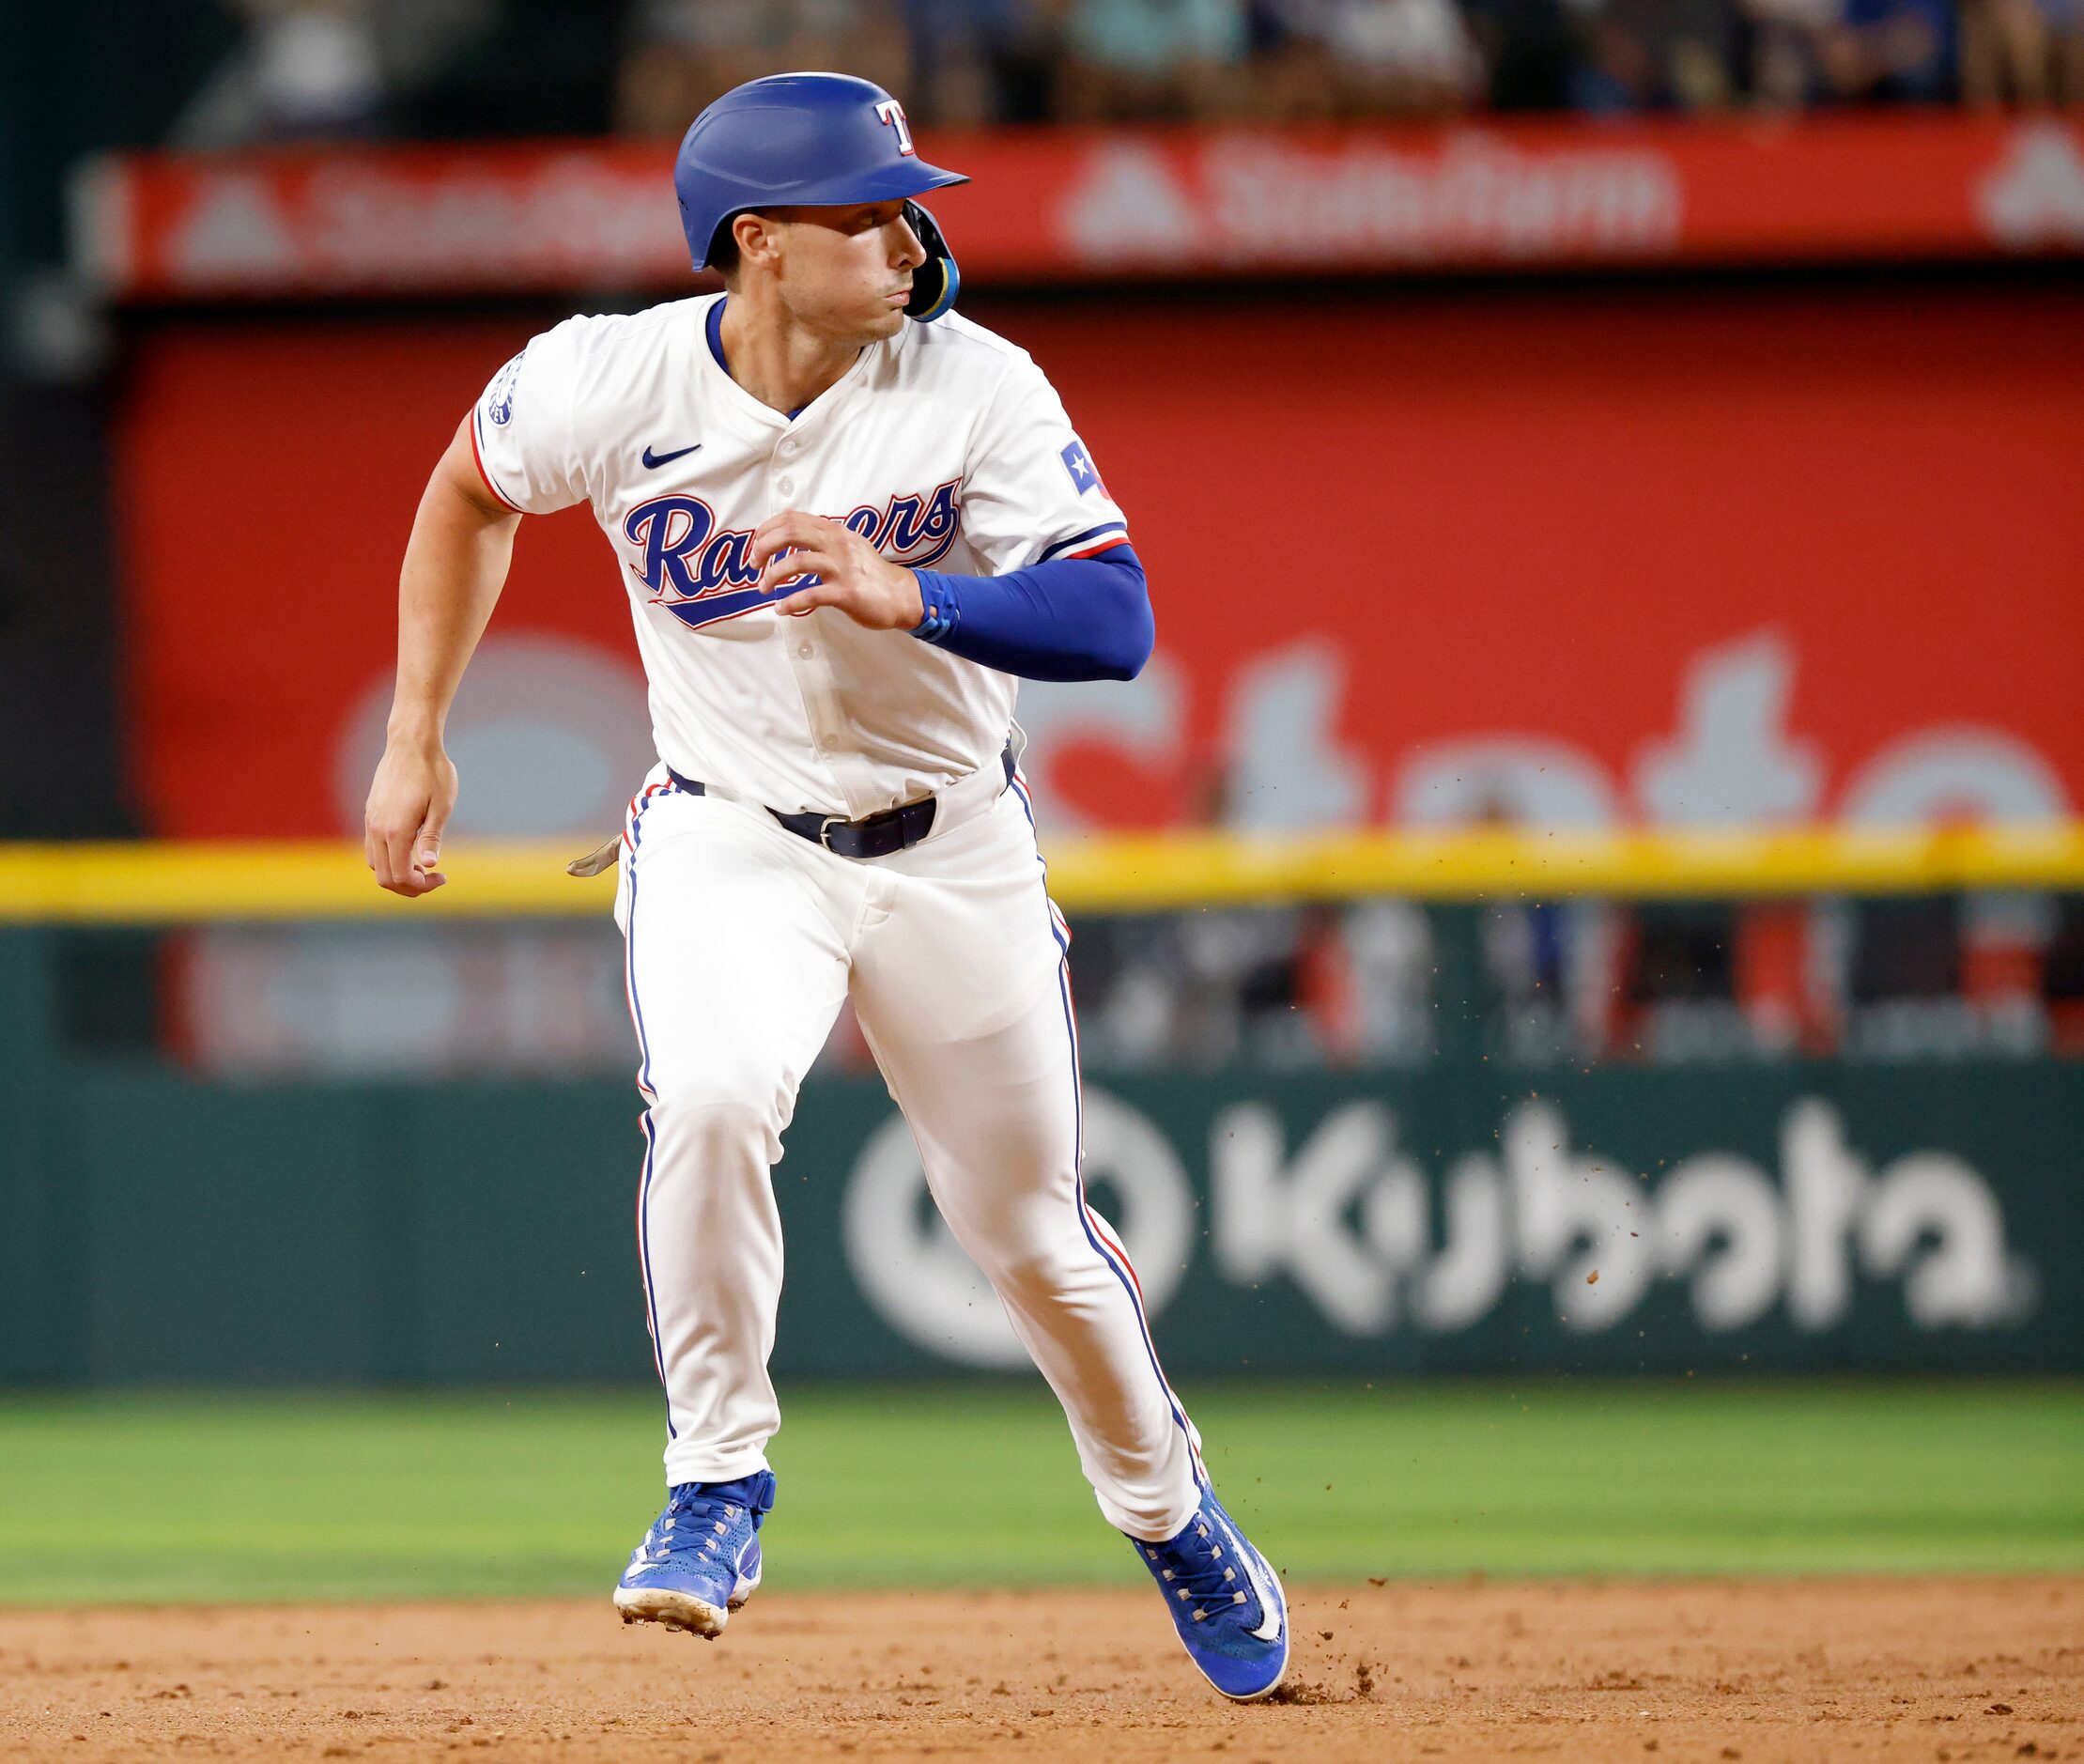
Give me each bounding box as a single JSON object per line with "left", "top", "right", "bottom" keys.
{"left": 715, "top": 293, "right": 864, "bottom": 418}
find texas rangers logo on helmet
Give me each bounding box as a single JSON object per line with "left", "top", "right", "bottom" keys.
{"left": 875, "top": 99, "right": 917, "bottom": 157}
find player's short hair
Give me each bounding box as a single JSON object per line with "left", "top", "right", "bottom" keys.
{"left": 711, "top": 227, "right": 741, "bottom": 283}
{"left": 711, "top": 210, "right": 773, "bottom": 286}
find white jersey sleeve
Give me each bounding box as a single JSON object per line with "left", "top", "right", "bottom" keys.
{"left": 468, "top": 319, "right": 589, "bottom": 516}
{"left": 960, "top": 355, "right": 1131, "bottom": 575}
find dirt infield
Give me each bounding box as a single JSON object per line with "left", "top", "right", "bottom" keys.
{"left": 1, "top": 1578, "right": 2076, "bottom": 1762}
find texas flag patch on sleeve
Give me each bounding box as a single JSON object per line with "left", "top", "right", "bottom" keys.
{"left": 1060, "top": 439, "right": 1105, "bottom": 498}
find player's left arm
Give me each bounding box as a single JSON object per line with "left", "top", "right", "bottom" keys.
{"left": 747, "top": 512, "right": 1152, "bottom": 683}
{"left": 747, "top": 353, "right": 1154, "bottom": 682}
{"left": 903, "top": 546, "right": 1150, "bottom": 682}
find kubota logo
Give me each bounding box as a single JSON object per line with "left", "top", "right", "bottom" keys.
{"left": 843, "top": 1093, "right": 2033, "bottom": 1362}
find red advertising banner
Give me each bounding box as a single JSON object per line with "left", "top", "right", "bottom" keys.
{"left": 115, "top": 284, "right": 2083, "bottom": 841}
{"left": 79, "top": 114, "right": 2084, "bottom": 302}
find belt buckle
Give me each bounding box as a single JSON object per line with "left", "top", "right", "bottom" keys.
{"left": 816, "top": 813, "right": 850, "bottom": 853}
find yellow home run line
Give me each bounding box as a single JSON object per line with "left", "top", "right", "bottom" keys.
{"left": 1, "top": 824, "right": 2081, "bottom": 922}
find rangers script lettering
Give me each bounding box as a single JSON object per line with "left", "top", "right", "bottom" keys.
{"left": 626, "top": 479, "right": 962, "bottom": 630}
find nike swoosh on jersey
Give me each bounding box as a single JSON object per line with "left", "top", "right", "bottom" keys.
{"left": 641, "top": 442, "right": 702, "bottom": 469}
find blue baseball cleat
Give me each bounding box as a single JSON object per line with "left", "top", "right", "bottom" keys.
{"left": 1131, "top": 1487, "right": 1289, "bottom": 1701}
{"left": 613, "top": 1470, "right": 774, "bottom": 1638}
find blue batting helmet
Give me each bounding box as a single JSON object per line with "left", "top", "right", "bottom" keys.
{"left": 673, "top": 72, "right": 968, "bottom": 322}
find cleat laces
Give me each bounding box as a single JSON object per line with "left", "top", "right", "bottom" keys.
{"left": 1141, "top": 1520, "right": 1257, "bottom": 1629}
{"left": 630, "top": 1485, "right": 752, "bottom": 1574}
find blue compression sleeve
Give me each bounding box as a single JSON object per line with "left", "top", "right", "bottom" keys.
{"left": 909, "top": 545, "right": 1153, "bottom": 682}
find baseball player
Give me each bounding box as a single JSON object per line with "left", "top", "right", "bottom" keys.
{"left": 363, "top": 72, "right": 1286, "bottom": 1701}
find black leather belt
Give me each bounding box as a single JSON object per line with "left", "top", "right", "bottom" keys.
{"left": 668, "top": 742, "right": 1015, "bottom": 861}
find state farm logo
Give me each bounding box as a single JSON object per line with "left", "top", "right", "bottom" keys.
{"left": 158, "top": 155, "right": 685, "bottom": 294}
{"left": 165, "top": 173, "right": 298, "bottom": 284}
{"left": 1978, "top": 119, "right": 2084, "bottom": 248}
{"left": 1059, "top": 132, "right": 1682, "bottom": 271}
{"left": 1059, "top": 145, "right": 1203, "bottom": 264}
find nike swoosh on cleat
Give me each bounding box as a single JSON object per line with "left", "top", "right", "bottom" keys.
{"left": 642, "top": 442, "right": 702, "bottom": 469}
{"left": 1212, "top": 1510, "right": 1283, "bottom": 1642}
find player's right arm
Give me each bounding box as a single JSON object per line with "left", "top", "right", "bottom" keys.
{"left": 363, "top": 415, "right": 521, "bottom": 898}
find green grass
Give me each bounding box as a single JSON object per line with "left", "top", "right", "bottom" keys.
{"left": 1, "top": 1381, "right": 2078, "bottom": 1605}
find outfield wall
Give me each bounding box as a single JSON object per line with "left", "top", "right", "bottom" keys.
{"left": 110, "top": 281, "right": 2084, "bottom": 843}
{"left": 4, "top": 925, "right": 2076, "bottom": 1387}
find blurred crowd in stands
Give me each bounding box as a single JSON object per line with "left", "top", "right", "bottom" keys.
{"left": 136, "top": 890, "right": 2084, "bottom": 1079}
{"left": 1041, "top": 889, "right": 2084, "bottom": 1073}
{"left": 171, "top": 0, "right": 2084, "bottom": 151}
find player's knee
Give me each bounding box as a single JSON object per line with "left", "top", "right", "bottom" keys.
{"left": 977, "top": 1236, "right": 1088, "bottom": 1307}
{"left": 647, "top": 1080, "right": 784, "bottom": 1167}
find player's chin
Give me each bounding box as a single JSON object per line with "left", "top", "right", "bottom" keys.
{"left": 861, "top": 298, "right": 909, "bottom": 336}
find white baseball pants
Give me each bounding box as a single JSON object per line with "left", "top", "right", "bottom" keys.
{"left": 614, "top": 761, "right": 1205, "bottom": 1541}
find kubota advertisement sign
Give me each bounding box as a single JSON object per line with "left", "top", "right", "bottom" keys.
{"left": 840, "top": 1082, "right": 2051, "bottom": 1373}
{"left": 2, "top": 1050, "right": 2076, "bottom": 1382}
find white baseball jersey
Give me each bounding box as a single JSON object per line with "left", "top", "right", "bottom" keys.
{"left": 470, "top": 294, "right": 1132, "bottom": 818}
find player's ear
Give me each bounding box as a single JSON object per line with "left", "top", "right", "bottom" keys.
{"left": 733, "top": 209, "right": 784, "bottom": 279}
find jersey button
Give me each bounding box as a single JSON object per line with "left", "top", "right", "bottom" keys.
{"left": 796, "top": 642, "right": 813, "bottom": 659}
{"left": 778, "top": 438, "right": 798, "bottom": 456}
{"left": 777, "top": 476, "right": 795, "bottom": 495}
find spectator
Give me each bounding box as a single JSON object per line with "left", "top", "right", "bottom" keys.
{"left": 1483, "top": 897, "right": 1574, "bottom": 1057}
{"left": 1068, "top": 916, "right": 1184, "bottom": 1069}
{"left": 2056, "top": 0, "right": 2084, "bottom": 101}
{"left": 1847, "top": 898, "right": 1959, "bottom": 998}
{"left": 1341, "top": 899, "right": 1436, "bottom": 1063}
{"left": 1058, "top": 0, "right": 1254, "bottom": 120}
{"left": 1570, "top": 0, "right": 1667, "bottom": 110}
{"left": 1662, "top": 0, "right": 1743, "bottom": 105}
{"left": 780, "top": 0, "right": 913, "bottom": 97}
{"left": 1318, "top": 0, "right": 1488, "bottom": 115}
{"left": 1730, "top": 901, "right": 1821, "bottom": 1055}
{"left": 2043, "top": 895, "right": 2084, "bottom": 1055}
{"left": 1464, "top": 0, "right": 1582, "bottom": 108}
{"left": 176, "top": 0, "right": 392, "bottom": 146}
{"left": 177, "top": 0, "right": 625, "bottom": 148}
{"left": 616, "top": 0, "right": 909, "bottom": 138}
{"left": 1958, "top": 0, "right": 2084, "bottom": 104}
{"left": 1612, "top": 902, "right": 1756, "bottom": 1062}
{"left": 618, "top": 1, "right": 764, "bottom": 138}
{"left": 1737, "top": 0, "right": 1842, "bottom": 109}
{"left": 1242, "top": 0, "right": 1345, "bottom": 119}
{"left": 1568, "top": 0, "right": 1737, "bottom": 112}
{"left": 901, "top": 0, "right": 1071, "bottom": 125}
{"left": 405, "top": 0, "right": 629, "bottom": 140}
{"left": 1818, "top": 0, "right": 1956, "bottom": 100}
{"left": 160, "top": 0, "right": 2068, "bottom": 144}
{"left": 1171, "top": 906, "right": 1296, "bottom": 1065}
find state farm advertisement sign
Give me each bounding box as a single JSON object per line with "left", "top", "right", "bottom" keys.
{"left": 78, "top": 115, "right": 2084, "bottom": 302}
{"left": 114, "top": 286, "right": 2082, "bottom": 840}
